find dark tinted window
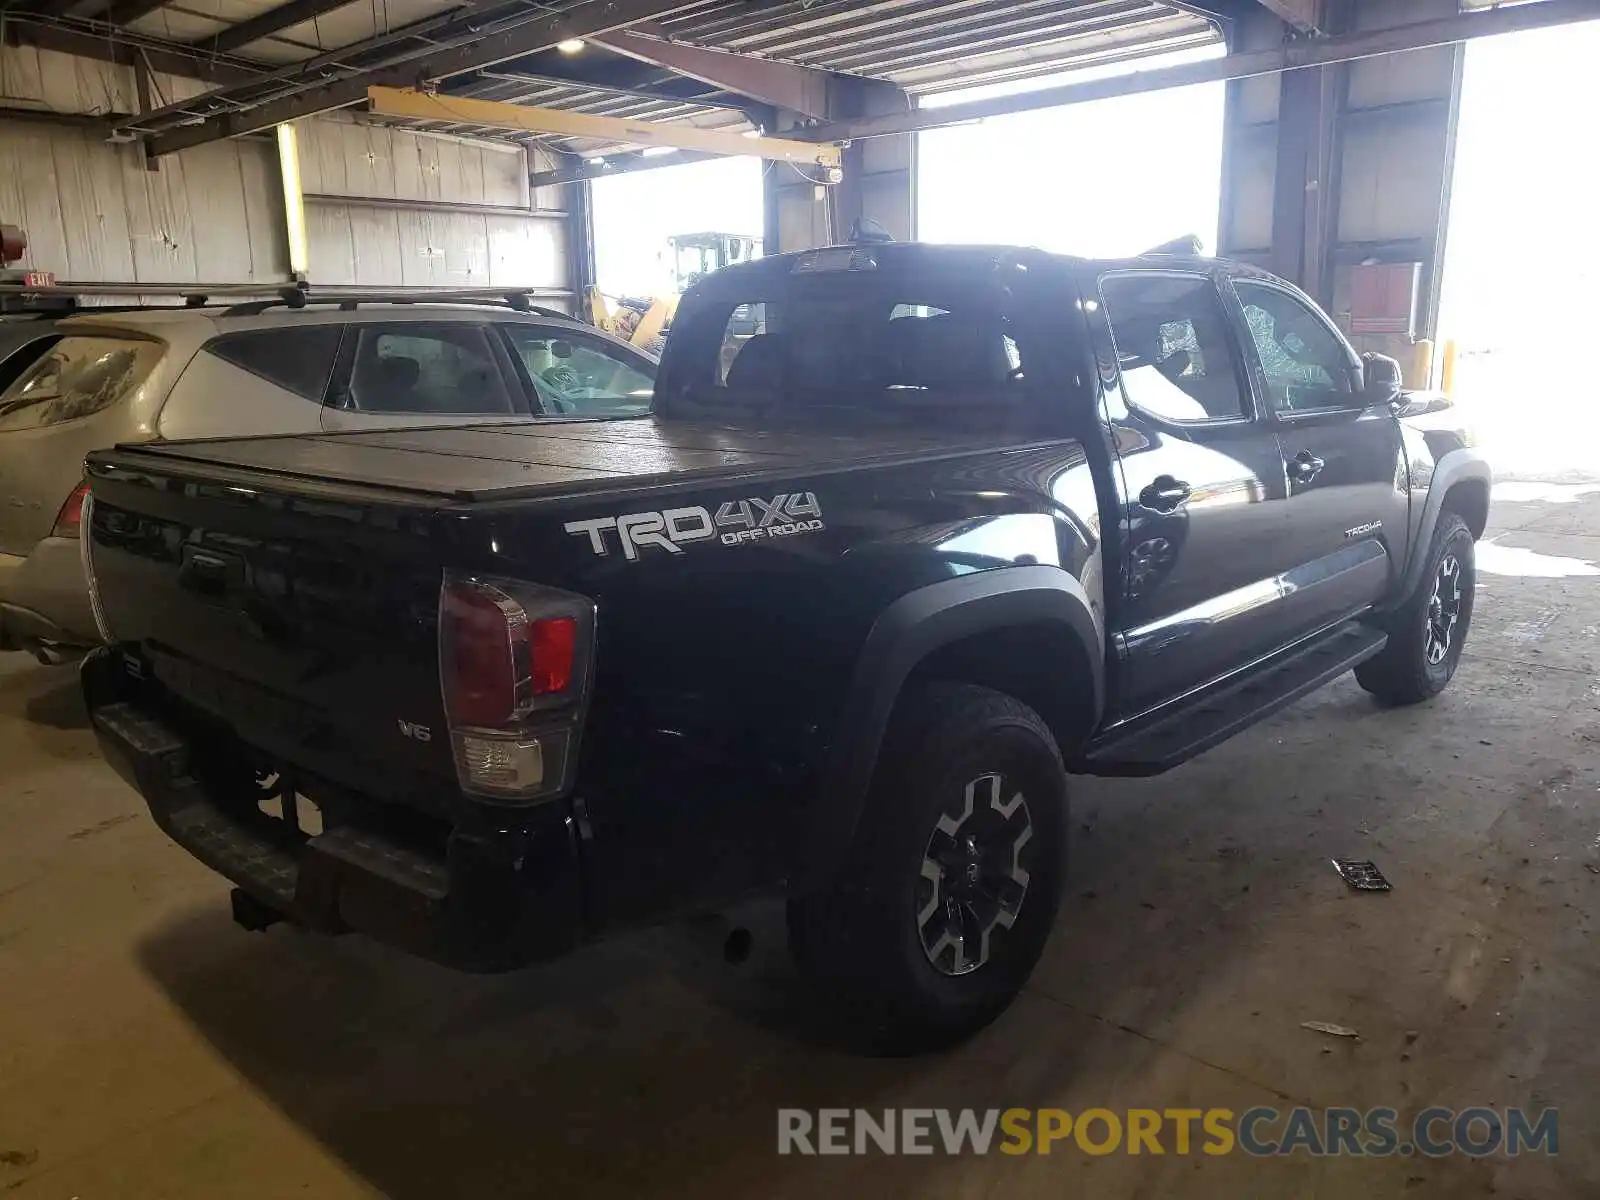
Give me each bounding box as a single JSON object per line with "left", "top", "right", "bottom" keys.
{"left": 1234, "top": 282, "right": 1355, "bottom": 413}
{"left": 1100, "top": 274, "right": 1250, "bottom": 422}
{"left": 668, "top": 282, "right": 1031, "bottom": 430}
{"left": 208, "top": 326, "right": 343, "bottom": 402}
{"left": 342, "top": 324, "right": 516, "bottom": 416}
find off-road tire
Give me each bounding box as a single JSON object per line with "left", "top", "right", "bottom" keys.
{"left": 1355, "top": 513, "right": 1476, "bottom": 705}
{"left": 788, "top": 683, "right": 1068, "bottom": 1054}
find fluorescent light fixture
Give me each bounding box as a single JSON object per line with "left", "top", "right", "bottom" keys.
{"left": 639, "top": 145, "right": 677, "bottom": 158}
{"left": 557, "top": 38, "right": 585, "bottom": 54}
{"left": 275, "top": 123, "right": 309, "bottom": 277}
{"left": 741, "top": 128, "right": 762, "bottom": 138}
{"left": 587, "top": 156, "right": 607, "bottom": 164}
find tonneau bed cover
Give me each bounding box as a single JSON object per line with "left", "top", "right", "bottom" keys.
{"left": 95, "top": 418, "right": 1019, "bottom": 505}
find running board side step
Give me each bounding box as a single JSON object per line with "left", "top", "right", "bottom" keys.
{"left": 1079, "top": 622, "right": 1387, "bottom": 777}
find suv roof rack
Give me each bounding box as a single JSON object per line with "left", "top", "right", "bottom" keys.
{"left": 0, "top": 281, "right": 573, "bottom": 320}
{"left": 218, "top": 287, "right": 571, "bottom": 319}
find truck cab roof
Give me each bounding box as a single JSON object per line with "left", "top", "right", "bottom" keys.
{"left": 686, "top": 240, "right": 1275, "bottom": 300}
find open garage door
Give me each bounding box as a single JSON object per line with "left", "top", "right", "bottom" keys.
{"left": 917, "top": 43, "right": 1228, "bottom": 257}
{"left": 591, "top": 157, "right": 763, "bottom": 300}
{"left": 1438, "top": 19, "right": 1600, "bottom": 483}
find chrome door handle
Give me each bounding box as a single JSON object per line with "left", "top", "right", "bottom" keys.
{"left": 1288, "top": 451, "right": 1325, "bottom": 483}
{"left": 1138, "top": 476, "right": 1192, "bottom": 513}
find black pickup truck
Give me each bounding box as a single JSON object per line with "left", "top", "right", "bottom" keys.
{"left": 80, "top": 243, "right": 1489, "bottom": 1051}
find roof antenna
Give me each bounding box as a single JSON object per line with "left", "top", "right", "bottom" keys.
{"left": 1144, "top": 234, "right": 1206, "bottom": 256}
{"left": 848, "top": 217, "right": 895, "bottom": 245}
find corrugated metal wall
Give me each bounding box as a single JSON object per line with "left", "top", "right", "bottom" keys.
{"left": 0, "top": 44, "right": 288, "bottom": 283}
{"left": 0, "top": 44, "right": 572, "bottom": 301}
{"left": 297, "top": 119, "right": 572, "bottom": 302}
{"left": 1220, "top": 0, "right": 1462, "bottom": 349}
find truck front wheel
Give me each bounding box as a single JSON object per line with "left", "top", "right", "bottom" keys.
{"left": 789, "top": 683, "right": 1067, "bottom": 1053}
{"left": 1356, "top": 513, "right": 1477, "bottom": 705}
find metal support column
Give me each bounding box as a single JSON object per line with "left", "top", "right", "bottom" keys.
{"left": 565, "top": 154, "right": 598, "bottom": 315}
{"left": 1269, "top": 1, "right": 1350, "bottom": 303}
{"left": 764, "top": 75, "right": 912, "bottom": 254}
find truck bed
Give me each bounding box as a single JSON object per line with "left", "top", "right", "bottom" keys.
{"left": 105, "top": 417, "right": 1010, "bottom": 505}
{"left": 83, "top": 413, "right": 1051, "bottom": 846}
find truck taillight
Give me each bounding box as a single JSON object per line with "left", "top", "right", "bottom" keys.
{"left": 438, "top": 573, "right": 593, "bottom": 803}
{"left": 52, "top": 482, "right": 88, "bottom": 539}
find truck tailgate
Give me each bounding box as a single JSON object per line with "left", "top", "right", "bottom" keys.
{"left": 85, "top": 454, "right": 463, "bottom": 814}
{"left": 83, "top": 417, "right": 1001, "bottom": 814}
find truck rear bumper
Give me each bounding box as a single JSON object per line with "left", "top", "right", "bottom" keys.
{"left": 82, "top": 648, "right": 585, "bottom": 972}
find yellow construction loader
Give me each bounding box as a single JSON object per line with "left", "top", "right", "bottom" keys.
{"left": 586, "top": 232, "right": 761, "bottom": 353}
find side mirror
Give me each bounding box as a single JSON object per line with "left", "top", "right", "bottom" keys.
{"left": 1362, "top": 352, "right": 1403, "bottom": 407}
{"left": 1393, "top": 390, "right": 1453, "bottom": 418}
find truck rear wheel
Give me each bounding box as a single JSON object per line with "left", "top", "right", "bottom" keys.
{"left": 789, "top": 683, "right": 1067, "bottom": 1053}
{"left": 1356, "top": 513, "right": 1476, "bottom": 706}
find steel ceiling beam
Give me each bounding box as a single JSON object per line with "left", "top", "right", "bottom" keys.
{"left": 7, "top": 20, "right": 258, "bottom": 83}
{"left": 464, "top": 67, "right": 751, "bottom": 112}
{"left": 122, "top": 0, "right": 527, "bottom": 133}
{"left": 368, "top": 85, "right": 842, "bottom": 165}
{"left": 194, "top": 0, "right": 358, "bottom": 55}
{"left": 533, "top": 147, "right": 716, "bottom": 186}
{"left": 802, "top": 0, "right": 1600, "bottom": 141}
{"left": 593, "top": 29, "right": 833, "bottom": 118}
{"left": 1253, "top": 0, "right": 1318, "bottom": 32}
{"left": 142, "top": 0, "right": 708, "bottom": 157}
{"left": 455, "top": 46, "right": 757, "bottom": 113}
{"left": 99, "top": 0, "right": 173, "bottom": 24}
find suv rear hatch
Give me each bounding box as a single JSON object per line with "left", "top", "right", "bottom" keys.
{"left": 0, "top": 332, "right": 164, "bottom": 556}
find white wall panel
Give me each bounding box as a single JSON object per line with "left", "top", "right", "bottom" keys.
{"left": 297, "top": 119, "right": 529, "bottom": 208}
{"left": 0, "top": 45, "right": 566, "bottom": 294}
{"left": 1337, "top": 111, "right": 1450, "bottom": 244}
{"left": 304, "top": 202, "right": 568, "bottom": 292}
{"left": 295, "top": 117, "right": 565, "bottom": 292}
{"left": 1, "top": 43, "right": 289, "bottom": 284}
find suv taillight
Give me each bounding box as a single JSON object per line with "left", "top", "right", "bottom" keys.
{"left": 52, "top": 482, "right": 88, "bottom": 539}
{"left": 439, "top": 572, "right": 593, "bottom": 802}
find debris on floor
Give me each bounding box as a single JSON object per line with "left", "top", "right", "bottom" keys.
{"left": 1332, "top": 858, "right": 1393, "bottom": 891}
{"left": 1301, "top": 1021, "right": 1360, "bottom": 1039}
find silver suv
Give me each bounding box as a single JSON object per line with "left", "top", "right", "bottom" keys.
{"left": 0, "top": 298, "right": 656, "bottom": 658}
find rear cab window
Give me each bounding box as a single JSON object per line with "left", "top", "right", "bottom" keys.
{"left": 1098, "top": 274, "right": 1251, "bottom": 424}
{"left": 660, "top": 250, "right": 1053, "bottom": 433}
{"left": 0, "top": 335, "right": 164, "bottom": 431}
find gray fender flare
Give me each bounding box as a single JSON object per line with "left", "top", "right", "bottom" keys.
{"left": 798, "top": 564, "right": 1104, "bottom": 891}
{"left": 1397, "top": 448, "right": 1492, "bottom": 602}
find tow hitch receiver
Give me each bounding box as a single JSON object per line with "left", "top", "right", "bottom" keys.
{"left": 230, "top": 887, "right": 285, "bottom": 932}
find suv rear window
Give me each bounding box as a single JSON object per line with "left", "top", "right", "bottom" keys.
{"left": 665, "top": 278, "right": 1029, "bottom": 429}
{"left": 0, "top": 336, "right": 163, "bottom": 432}
{"left": 207, "top": 326, "right": 343, "bottom": 402}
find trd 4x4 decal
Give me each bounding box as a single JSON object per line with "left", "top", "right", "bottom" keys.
{"left": 565, "top": 492, "right": 824, "bottom": 560}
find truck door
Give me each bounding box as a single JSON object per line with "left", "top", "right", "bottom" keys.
{"left": 1228, "top": 279, "right": 1410, "bottom": 629}
{"left": 1095, "top": 271, "right": 1294, "bottom": 719}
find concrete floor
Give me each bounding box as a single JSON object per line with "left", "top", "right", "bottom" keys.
{"left": 3, "top": 482, "right": 1599, "bottom": 1199}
